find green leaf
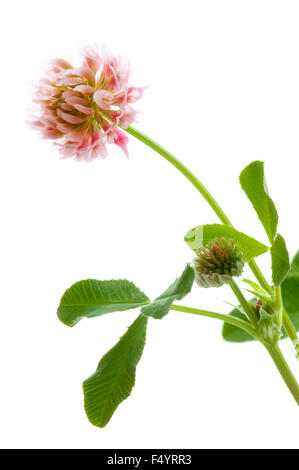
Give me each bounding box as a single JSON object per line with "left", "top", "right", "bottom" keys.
{"left": 141, "top": 265, "right": 195, "bottom": 319}
{"left": 239, "top": 161, "right": 278, "bottom": 243}
{"left": 280, "top": 250, "right": 299, "bottom": 314}
{"left": 223, "top": 313, "right": 299, "bottom": 342}
{"left": 242, "top": 279, "right": 271, "bottom": 302}
{"left": 281, "top": 274, "right": 299, "bottom": 315}
{"left": 222, "top": 307, "right": 255, "bottom": 342}
{"left": 271, "top": 234, "right": 290, "bottom": 286}
{"left": 57, "top": 279, "right": 149, "bottom": 327}
{"left": 279, "top": 250, "right": 299, "bottom": 314}
{"left": 83, "top": 315, "right": 148, "bottom": 428}
{"left": 184, "top": 224, "right": 268, "bottom": 262}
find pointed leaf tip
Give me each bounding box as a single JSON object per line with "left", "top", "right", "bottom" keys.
{"left": 271, "top": 234, "right": 290, "bottom": 286}
{"left": 141, "top": 265, "right": 195, "bottom": 319}
{"left": 239, "top": 160, "right": 278, "bottom": 243}
{"left": 83, "top": 315, "right": 148, "bottom": 427}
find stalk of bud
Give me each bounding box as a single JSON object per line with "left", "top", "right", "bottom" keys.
{"left": 193, "top": 237, "right": 244, "bottom": 288}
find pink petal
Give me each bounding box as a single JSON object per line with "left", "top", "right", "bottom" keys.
{"left": 101, "top": 46, "right": 130, "bottom": 89}
{"left": 60, "top": 103, "right": 75, "bottom": 112}
{"left": 62, "top": 90, "right": 78, "bottom": 100}
{"left": 56, "top": 121, "right": 74, "bottom": 133}
{"left": 55, "top": 142, "right": 78, "bottom": 158}
{"left": 114, "top": 129, "right": 129, "bottom": 158}
{"left": 127, "top": 86, "right": 149, "bottom": 103}
{"left": 39, "top": 77, "right": 52, "bottom": 85}
{"left": 73, "top": 85, "right": 95, "bottom": 94}
{"left": 93, "top": 89, "right": 114, "bottom": 110}
{"left": 28, "top": 120, "right": 44, "bottom": 129}
{"left": 73, "top": 104, "right": 94, "bottom": 115}
{"left": 74, "top": 67, "right": 95, "bottom": 82}
{"left": 50, "top": 58, "right": 73, "bottom": 69}
{"left": 58, "top": 69, "right": 76, "bottom": 78}
{"left": 58, "top": 77, "right": 83, "bottom": 87}
{"left": 39, "top": 113, "right": 58, "bottom": 127}
{"left": 42, "top": 129, "right": 64, "bottom": 139}
{"left": 64, "top": 95, "right": 89, "bottom": 106}
{"left": 82, "top": 45, "right": 102, "bottom": 72}
{"left": 64, "top": 127, "right": 89, "bottom": 143}
{"left": 57, "top": 110, "right": 87, "bottom": 125}
{"left": 119, "top": 107, "right": 137, "bottom": 128}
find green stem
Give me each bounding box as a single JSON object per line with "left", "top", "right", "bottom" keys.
{"left": 229, "top": 279, "right": 258, "bottom": 328}
{"left": 247, "top": 260, "right": 272, "bottom": 295}
{"left": 266, "top": 344, "right": 299, "bottom": 405}
{"left": 125, "top": 126, "right": 231, "bottom": 225}
{"left": 170, "top": 304, "right": 259, "bottom": 340}
{"left": 274, "top": 286, "right": 283, "bottom": 329}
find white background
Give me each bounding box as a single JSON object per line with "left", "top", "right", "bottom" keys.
{"left": 1, "top": 0, "right": 299, "bottom": 449}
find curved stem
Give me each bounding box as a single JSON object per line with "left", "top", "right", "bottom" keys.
{"left": 125, "top": 126, "right": 231, "bottom": 225}
{"left": 266, "top": 344, "right": 299, "bottom": 405}
{"left": 170, "top": 304, "right": 259, "bottom": 340}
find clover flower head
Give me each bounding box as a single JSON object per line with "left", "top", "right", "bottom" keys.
{"left": 29, "top": 45, "right": 146, "bottom": 162}
{"left": 193, "top": 237, "right": 245, "bottom": 288}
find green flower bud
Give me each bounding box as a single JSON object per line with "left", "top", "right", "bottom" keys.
{"left": 258, "top": 307, "right": 281, "bottom": 345}
{"left": 254, "top": 298, "right": 282, "bottom": 345}
{"left": 193, "top": 237, "right": 244, "bottom": 288}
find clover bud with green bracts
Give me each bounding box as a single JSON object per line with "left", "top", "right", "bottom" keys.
{"left": 258, "top": 307, "right": 282, "bottom": 345}
{"left": 254, "top": 297, "right": 282, "bottom": 344}
{"left": 193, "top": 237, "right": 245, "bottom": 288}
